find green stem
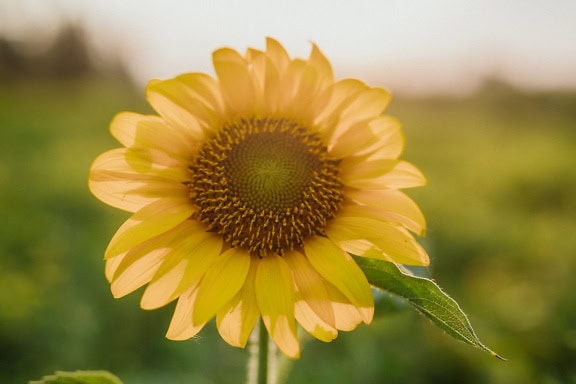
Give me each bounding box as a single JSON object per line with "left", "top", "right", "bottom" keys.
{"left": 257, "top": 320, "right": 269, "bottom": 384}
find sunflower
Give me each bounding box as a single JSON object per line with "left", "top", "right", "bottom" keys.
{"left": 89, "top": 38, "right": 428, "bottom": 358}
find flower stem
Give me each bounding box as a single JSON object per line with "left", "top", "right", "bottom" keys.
{"left": 258, "top": 320, "right": 269, "bottom": 384}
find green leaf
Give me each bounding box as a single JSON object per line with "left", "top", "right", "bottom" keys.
{"left": 354, "top": 256, "right": 504, "bottom": 360}
{"left": 29, "top": 370, "right": 123, "bottom": 384}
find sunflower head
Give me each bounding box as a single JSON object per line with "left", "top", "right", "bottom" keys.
{"left": 89, "top": 37, "right": 428, "bottom": 358}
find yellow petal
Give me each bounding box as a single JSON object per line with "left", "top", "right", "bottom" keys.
{"left": 364, "top": 116, "right": 405, "bottom": 160}
{"left": 328, "top": 210, "right": 429, "bottom": 266}
{"left": 175, "top": 72, "right": 225, "bottom": 119}
{"left": 325, "top": 282, "right": 370, "bottom": 331}
{"left": 346, "top": 189, "right": 426, "bottom": 235}
{"left": 110, "top": 112, "right": 195, "bottom": 160}
{"left": 328, "top": 87, "right": 392, "bottom": 144}
{"left": 307, "top": 42, "right": 333, "bottom": 89}
{"left": 104, "top": 198, "right": 194, "bottom": 259}
{"left": 339, "top": 87, "right": 391, "bottom": 124}
{"left": 147, "top": 74, "right": 224, "bottom": 135}
{"left": 105, "top": 254, "right": 123, "bottom": 282}
{"left": 303, "top": 237, "right": 373, "bottom": 323}
{"left": 284, "top": 251, "right": 335, "bottom": 327}
{"left": 313, "top": 79, "right": 367, "bottom": 136}
{"left": 284, "top": 63, "right": 321, "bottom": 123}
{"left": 109, "top": 244, "right": 169, "bottom": 298}
{"left": 341, "top": 158, "right": 426, "bottom": 190}
{"left": 245, "top": 48, "right": 267, "bottom": 111}
{"left": 124, "top": 146, "right": 190, "bottom": 173}
{"left": 89, "top": 148, "right": 187, "bottom": 212}
{"left": 255, "top": 255, "right": 300, "bottom": 358}
{"left": 265, "top": 37, "right": 290, "bottom": 77}
{"left": 295, "top": 300, "right": 338, "bottom": 342}
{"left": 166, "top": 284, "right": 206, "bottom": 340}
{"left": 140, "top": 233, "right": 222, "bottom": 309}
{"left": 329, "top": 120, "right": 378, "bottom": 159}
{"left": 140, "top": 258, "right": 187, "bottom": 310}
{"left": 277, "top": 59, "right": 307, "bottom": 112}
{"left": 216, "top": 259, "right": 260, "bottom": 348}
{"left": 193, "top": 248, "right": 251, "bottom": 325}
{"left": 146, "top": 79, "right": 206, "bottom": 138}
{"left": 213, "top": 47, "right": 255, "bottom": 115}
{"left": 329, "top": 115, "right": 404, "bottom": 160}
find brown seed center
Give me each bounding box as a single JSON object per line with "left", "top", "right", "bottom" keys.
{"left": 188, "top": 117, "right": 343, "bottom": 256}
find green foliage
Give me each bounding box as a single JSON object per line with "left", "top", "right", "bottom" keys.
{"left": 29, "top": 370, "right": 122, "bottom": 384}
{"left": 354, "top": 257, "right": 503, "bottom": 359}
{"left": 1, "top": 78, "right": 575, "bottom": 383}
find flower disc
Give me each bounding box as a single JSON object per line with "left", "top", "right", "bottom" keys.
{"left": 188, "top": 117, "right": 343, "bottom": 256}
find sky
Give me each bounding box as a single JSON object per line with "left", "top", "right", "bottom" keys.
{"left": 2, "top": 0, "right": 576, "bottom": 95}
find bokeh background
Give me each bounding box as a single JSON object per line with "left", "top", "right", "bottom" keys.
{"left": 1, "top": 1, "right": 575, "bottom": 383}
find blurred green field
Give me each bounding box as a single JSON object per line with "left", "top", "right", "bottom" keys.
{"left": 1, "top": 77, "right": 575, "bottom": 384}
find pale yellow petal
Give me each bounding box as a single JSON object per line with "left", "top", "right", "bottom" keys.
{"left": 364, "top": 116, "right": 405, "bottom": 160}
{"left": 109, "top": 112, "right": 195, "bottom": 159}
{"left": 303, "top": 237, "right": 373, "bottom": 323}
{"left": 193, "top": 248, "right": 251, "bottom": 325}
{"left": 307, "top": 42, "right": 333, "bottom": 89}
{"left": 328, "top": 120, "right": 378, "bottom": 159}
{"left": 346, "top": 189, "right": 426, "bottom": 235}
{"left": 109, "top": 245, "right": 168, "bottom": 298}
{"left": 104, "top": 198, "right": 194, "bottom": 259}
{"left": 146, "top": 79, "right": 206, "bottom": 139}
{"left": 313, "top": 79, "right": 367, "bottom": 136}
{"left": 326, "top": 87, "right": 391, "bottom": 144}
{"left": 245, "top": 48, "right": 267, "bottom": 112}
{"left": 295, "top": 300, "right": 338, "bottom": 342}
{"left": 213, "top": 47, "right": 255, "bottom": 115}
{"left": 105, "top": 254, "right": 123, "bottom": 282}
{"left": 277, "top": 59, "right": 307, "bottom": 112}
{"left": 89, "top": 148, "right": 187, "bottom": 212}
{"left": 140, "top": 258, "right": 187, "bottom": 310}
{"left": 140, "top": 234, "right": 222, "bottom": 309}
{"left": 341, "top": 158, "right": 426, "bottom": 190}
{"left": 124, "top": 146, "right": 190, "bottom": 173}
{"left": 339, "top": 87, "right": 391, "bottom": 125}
{"left": 328, "top": 210, "right": 429, "bottom": 266}
{"left": 283, "top": 64, "right": 321, "bottom": 123}
{"left": 255, "top": 255, "right": 300, "bottom": 358}
{"left": 166, "top": 284, "right": 207, "bottom": 340}
{"left": 329, "top": 115, "right": 404, "bottom": 160}
{"left": 216, "top": 259, "right": 260, "bottom": 348}
{"left": 175, "top": 72, "right": 225, "bottom": 120}
{"left": 265, "top": 37, "right": 290, "bottom": 77}
{"left": 325, "top": 282, "right": 369, "bottom": 331}
{"left": 284, "top": 251, "right": 335, "bottom": 327}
